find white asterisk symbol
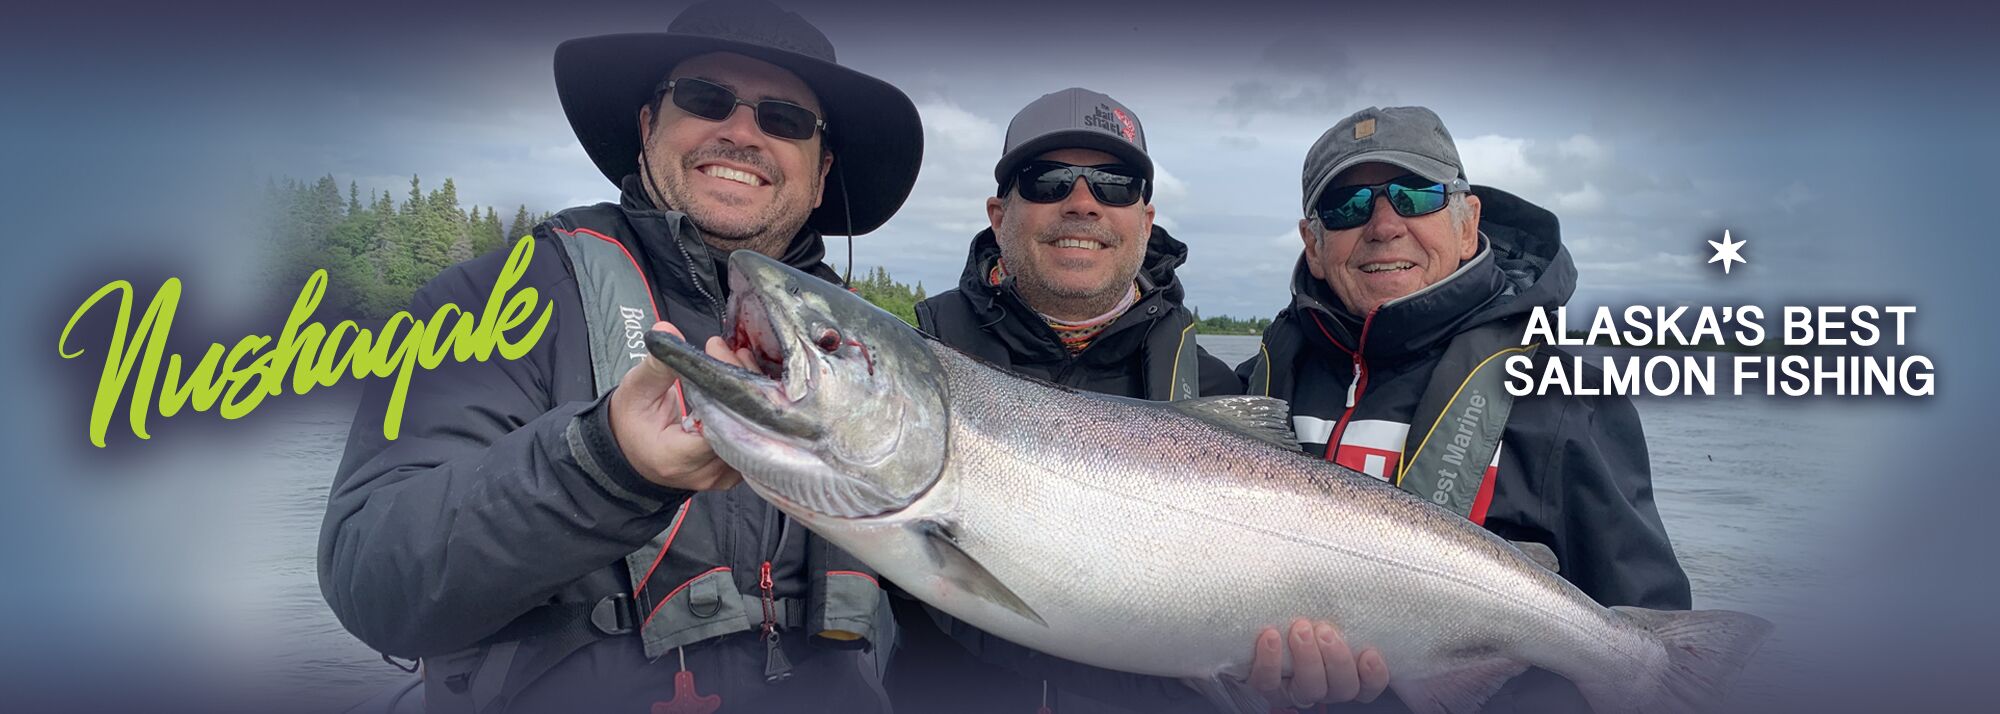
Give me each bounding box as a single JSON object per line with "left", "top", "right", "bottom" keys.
{"left": 1708, "top": 230, "right": 1748, "bottom": 275}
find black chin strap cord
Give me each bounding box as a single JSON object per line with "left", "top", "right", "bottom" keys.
{"left": 639, "top": 134, "right": 663, "bottom": 211}
{"left": 837, "top": 159, "right": 854, "bottom": 285}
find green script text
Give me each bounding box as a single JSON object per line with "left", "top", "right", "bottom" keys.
{"left": 59, "top": 236, "right": 552, "bottom": 446}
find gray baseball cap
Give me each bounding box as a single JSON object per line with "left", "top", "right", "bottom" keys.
{"left": 1301, "top": 106, "right": 1466, "bottom": 215}
{"left": 994, "top": 88, "right": 1153, "bottom": 192}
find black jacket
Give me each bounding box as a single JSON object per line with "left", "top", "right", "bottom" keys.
{"left": 1236, "top": 187, "right": 1690, "bottom": 712}
{"left": 318, "top": 177, "right": 892, "bottom": 713}
{"left": 889, "top": 225, "right": 1238, "bottom": 714}
{"left": 914, "top": 225, "right": 1241, "bottom": 398}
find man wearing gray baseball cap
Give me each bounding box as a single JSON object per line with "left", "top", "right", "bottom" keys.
{"left": 1239, "top": 106, "right": 1691, "bottom": 710}
{"left": 895, "top": 89, "right": 1388, "bottom": 714}
{"left": 916, "top": 87, "right": 1238, "bottom": 399}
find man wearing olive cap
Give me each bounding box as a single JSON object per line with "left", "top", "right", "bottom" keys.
{"left": 321, "top": 2, "right": 923, "bottom": 711}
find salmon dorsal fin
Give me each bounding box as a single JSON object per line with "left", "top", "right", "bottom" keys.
{"left": 1166, "top": 395, "right": 1299, "bottom": 451}
{"left": 1511, "top": 540, "right": 1560, "bottom": 573}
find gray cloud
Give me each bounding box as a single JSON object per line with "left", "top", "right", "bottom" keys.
{"left": 1217, "top": 135, "right": 1261, "bottom": 150}
{"left": 54, "top": 1, "right": 1967, "bottom": 327}
{"left": 1213, "top": 38, "right": 1370, "bottom": 126}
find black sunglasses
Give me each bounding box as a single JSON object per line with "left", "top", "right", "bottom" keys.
{"left": 1004, "top": 161, "right": 1149, "bottom": 207}
{"left": 654, "top": 77, "right": 827, "bottom": 141}
{"left": 1312, "top": 175, "right": 1470, "bottom": 230}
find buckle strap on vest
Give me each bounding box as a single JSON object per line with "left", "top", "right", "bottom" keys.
{"left": 590, "top": 593, "right": 637, "bottom": 636}
{"left": 474, "top": 594, "right": 638, "bottom": 648}
{"left": 468, "top": 592, "right": 815, "bottom": 653}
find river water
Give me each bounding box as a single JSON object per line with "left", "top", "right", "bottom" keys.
{"left": 188, "top": 334, "right": 1878, "bottom": 709}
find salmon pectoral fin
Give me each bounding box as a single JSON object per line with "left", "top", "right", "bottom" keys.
{"left": 1393, "top": 657, "right": 1529, "bottom": 714}
{"left": 916, "top": 520, "right": 1046, "bottom": 628}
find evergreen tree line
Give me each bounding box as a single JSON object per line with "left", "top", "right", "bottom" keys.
{"left": 1192, "top": 310, "right": 1273, "bottom": 336}
{"left": 262, "top": 174, "right": 550, "bottom": 318}
{"left": 260, "top": 176, "right": 1263, "bottom": 333}
{"left": 849, "top": 266, "right": 926, "bottom": 327}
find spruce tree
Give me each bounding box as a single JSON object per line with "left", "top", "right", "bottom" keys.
{"left": 476, "top": 206, "right": 505, "bottom": 254}
{"left": 508, "top": 204, "right": 534, "bottom": 243}
{"left": 430, "top": 178, "right": 474, "bottom": 265}
{"left": 260, "top": 174, "right": 559, "bottom": 318}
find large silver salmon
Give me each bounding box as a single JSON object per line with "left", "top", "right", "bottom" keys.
{"left": 647, "top": 250, "right": 1771, "bottom": 714}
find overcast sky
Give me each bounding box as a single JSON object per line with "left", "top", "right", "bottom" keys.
{"left": 8, "top": 0, "right": 1994, "bottom": 324}
{"left": 5, "top": 8, "right": 1998, "bottom": 703}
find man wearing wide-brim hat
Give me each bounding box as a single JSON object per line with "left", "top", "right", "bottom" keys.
{"left": 320, "top": 2, "right": 922, "bottom": 711}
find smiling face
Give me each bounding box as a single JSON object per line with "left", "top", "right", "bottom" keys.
{"left": 1302, "top": 162, "right": 1481, "bottom": 315}
{"left": 986, "top": 147, "right": 1156, "bottom": 321}
{"left": 639, "top": 52, "right": 834, "bottom": 258}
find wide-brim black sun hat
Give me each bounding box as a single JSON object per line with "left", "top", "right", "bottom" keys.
{"left": 554, "top": 0, "right": 923, "bottom": 236}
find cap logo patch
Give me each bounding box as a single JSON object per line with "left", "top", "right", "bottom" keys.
{"left": 1354, "top": 118, "right": 1376, "bottom": 140}
{"left": 1112, "top": 108, "right": 1137, "bottom": 142}
{"left": 1085, "top": 104, "right": 1138, "bottom": 143}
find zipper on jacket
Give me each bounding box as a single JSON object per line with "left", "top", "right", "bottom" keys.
{"left": 670, "top": 225, "right": 726, "bottom": 319}
{"left": 758, "top": 559, "right": 792, "bottom": 682}
{"left": 1345, "top": 360, "right": 1362, "bottom": 408}
{"left": 1313, "top": 309, "right": 1377, "bottom": 462}
{"left": 754, "top": 496, "right": 794, "bottom": 683}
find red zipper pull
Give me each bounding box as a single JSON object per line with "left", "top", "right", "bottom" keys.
{"left": 758, "top": 560, "right": 792, "bottom": 682}
{"left": 758, "top": 561, "right": 777, "bottom": 634}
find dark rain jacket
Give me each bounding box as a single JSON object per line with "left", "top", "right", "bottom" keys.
{"left": 914, "top": 226, "right": 1241, "bottom": 398}
{"left": 889, "top": 225, "right": 1240, "bottom": 714}
{"left": 1236, "top": 187, "right": 1691, "bottom": 712}
{"left": 319, "top": 176, "right": 894, "bottom": 713}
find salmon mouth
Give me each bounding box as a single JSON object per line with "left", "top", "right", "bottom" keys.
{"left": 643, "top": 321, "right": 821, "bottom": 442}
{"left": 727, "top": 290, "right": 788, "bottom": 383}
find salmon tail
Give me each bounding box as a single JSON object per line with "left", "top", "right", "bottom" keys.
{"left": 1582, "top": 606, "right": 1774, "bottom": 713}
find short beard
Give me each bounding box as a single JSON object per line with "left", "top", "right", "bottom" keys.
{"left": 647, "top": 142, "right": 819, "bottom": 257}
{"left": 996, "top": 214, "right": 1145, "bottom": 321}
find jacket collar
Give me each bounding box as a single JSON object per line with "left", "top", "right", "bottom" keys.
{"left": 617, "top": 174, "right": 842, "bottom": 306}
{"left": 949, "top": 224, "right": 1191, "bottom": 363}
{"left": 1287, "top": 237, "right": 1506, "bottom": 362}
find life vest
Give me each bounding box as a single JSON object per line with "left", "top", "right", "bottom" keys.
{"left": 553, "top": 220, "right": 885, "bottom": 656}
{"left": 418, "top": 219, "right": 886, "bottom": 713}
{"left": 1246, "top": 316, "right": 1535, "bottom": 524}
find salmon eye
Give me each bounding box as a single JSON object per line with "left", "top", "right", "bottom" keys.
{"left": 815, "top": 328, "right": 841, "bottom": 353}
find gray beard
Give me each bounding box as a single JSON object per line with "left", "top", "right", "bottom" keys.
{"left": 997, "top": 235, "right": 1143, "bottom": 322}
{"left": 1018, "top": 281, "right": 1133, "bottom": 323}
